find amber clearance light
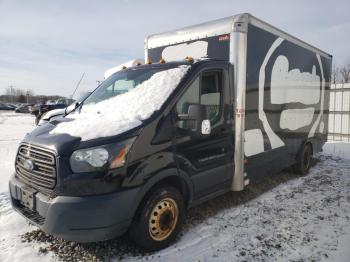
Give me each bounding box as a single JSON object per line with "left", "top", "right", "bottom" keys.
{"left": 185, "top": 56, "right": 194, "bottom": 63}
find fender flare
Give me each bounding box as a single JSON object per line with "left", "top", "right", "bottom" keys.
{"left": 126, "top": 168, "right": 193, "bottom": 220}
{"left": 298, "top": 139, "right": 315, "bottom": 153}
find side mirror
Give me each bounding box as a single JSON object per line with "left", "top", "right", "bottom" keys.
{"left": 201, "top": 119, "right": 211, "bottom": 135}
{"left": 178, "top": 104, "right": 211, "bottom": 137}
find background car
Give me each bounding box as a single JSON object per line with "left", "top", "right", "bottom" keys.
{"left": 15, "top": 104, "right": 33, "bottom": 113}
{"left": 5, "top": 104, "right": 17, "bottom": 110}
{"left": 0, "top": 103, "right": 13, "bottom": 110}
{"left": 37, "top": 93, "right": 91, "bottom": 125}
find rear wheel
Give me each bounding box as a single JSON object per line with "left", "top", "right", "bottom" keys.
{"left": 294, "top": 143, "right": 312, "bottom": 175}
{"left": 129, "top": 186, "right": 185, "bottom": 251}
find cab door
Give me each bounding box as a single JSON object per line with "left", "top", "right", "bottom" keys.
{"left": 174, "top": 63, "right": 234, "bottom": 200}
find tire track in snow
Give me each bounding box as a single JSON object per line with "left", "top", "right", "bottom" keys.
{"left": 0, "top": 193, "right": 12, "bottom": 216}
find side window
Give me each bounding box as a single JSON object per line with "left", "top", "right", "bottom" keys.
{"left": 175, "top": 70, "right": 223, "bottom": 130}
{"left": 176, "top": 77, "right": 200, "bottom": 115}
{"left": 201, "top": 72, "right": 222, "bottom": 122}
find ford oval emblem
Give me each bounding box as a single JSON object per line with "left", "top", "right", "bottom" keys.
{"left": 23, "top": 159, "right": 34, "bottom": 171}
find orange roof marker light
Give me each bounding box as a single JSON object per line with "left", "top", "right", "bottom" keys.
{"left": 147, "top": 58, "right": 153, "bottom": 64}
{"left": 185, "top": 56, "right": 194, "bottom": 63}
{"left": 136, "top": 62, "right": 142, "bottom": 66}
{"left": 122, "top": 66, "right": 127, "bottom": 70}
{"left": 159, "top": 58, "right": 166, "bottom": 64}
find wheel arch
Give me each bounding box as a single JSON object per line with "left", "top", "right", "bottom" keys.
{"left": 297, "top": 139, "right": 314, "bottom": 159}
{"left": 128, "top": 168, "right": 193, "bottom": 221}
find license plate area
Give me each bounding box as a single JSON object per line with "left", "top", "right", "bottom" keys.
{"left": 20, "top": 186, "right": 37, "bottom": 210}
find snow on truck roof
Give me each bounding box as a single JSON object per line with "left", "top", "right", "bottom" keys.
{"left": 146, "top": 13, "right": 331, "bottom": 58}
{"left": 50, "top": 65, "right": 190, "bottom": 141}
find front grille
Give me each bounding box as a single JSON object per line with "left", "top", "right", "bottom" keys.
{"left": 15, "top": 144, "right": 57, "bottom": 194}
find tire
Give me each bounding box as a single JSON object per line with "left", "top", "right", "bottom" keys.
{"left": 129, "top": 186, "right": 185, "bottom": 251}
{"left": 294, "top": 143, "right": 312, "bottom": 175}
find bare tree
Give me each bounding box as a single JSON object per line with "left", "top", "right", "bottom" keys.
{"left": 340, "top": 63, "right": 350, "bottom": 83}
{"left": 5, "top": 86, "right": 15, "bottom": 96}
{"left": 331, "top": 65, "right": 340, "bottom": 84}
{"left": 5, "top": 86, "right": 16, "bottom": 103}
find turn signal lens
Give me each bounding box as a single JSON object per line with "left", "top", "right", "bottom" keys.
{"left": 108, "top": 137, "right": 135, "bottom": 170}
{"left": 110, "top": 147, "right": 127, "bottom": 169}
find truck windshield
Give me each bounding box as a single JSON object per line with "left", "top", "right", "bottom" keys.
{"left": 83, "top": 66, "right": 174, "bottom": 106}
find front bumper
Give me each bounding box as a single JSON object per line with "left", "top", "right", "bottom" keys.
{"left": 9, "top": 175, "right": 140, "bottom": 242}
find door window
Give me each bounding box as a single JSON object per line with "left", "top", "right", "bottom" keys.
{"left": 201, "top": 72, "right": 222, "bottom": 122}
{"left": 176, "top": 77, "right": 200, "bottom": 116}
{"left": 175, "top": 70, "right": 223, "bottom": 132}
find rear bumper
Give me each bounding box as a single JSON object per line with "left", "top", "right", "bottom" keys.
{"left": 9, "top": 175, "right": 140, "bottom": 242}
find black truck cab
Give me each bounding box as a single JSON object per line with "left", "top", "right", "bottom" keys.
{"left": 9, "top": 59, "right": 236, "bottom": 250}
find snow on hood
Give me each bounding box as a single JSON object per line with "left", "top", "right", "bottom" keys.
{"left": 50, "top": 66, "right": 190, "bottom": 141}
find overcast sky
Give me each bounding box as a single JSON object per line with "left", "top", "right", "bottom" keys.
{"left": 0, "top": 0, "right": 349, "bottom": 97}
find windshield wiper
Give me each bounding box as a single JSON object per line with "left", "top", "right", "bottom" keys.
{"left": 65, "top": 101, "right": 82, "bottom": 116}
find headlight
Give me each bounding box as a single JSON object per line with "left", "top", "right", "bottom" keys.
{"left": 72, "top": 148, "right": 109, "bottom": 167}
{"left": 70, "top": 137, "right": 136, "bottom": 173}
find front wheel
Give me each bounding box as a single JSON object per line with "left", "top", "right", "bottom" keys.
{"left": 129, "top": 186, "right": 185, "bottom": 251}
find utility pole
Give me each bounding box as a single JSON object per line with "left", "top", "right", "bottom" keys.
{"left": 8, "top": 85, "right": 15, "bottom": 103}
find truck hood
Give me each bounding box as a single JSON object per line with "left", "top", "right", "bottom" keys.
{"left": 22, "top": 117, "right": 141, "bottom": 157}
{"left": 22, "top": 118, "right": 81, "bottom": 156}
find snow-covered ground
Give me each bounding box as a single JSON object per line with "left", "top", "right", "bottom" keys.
{"left": 0, "top": 111, "right": 349, "bottom": 262}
